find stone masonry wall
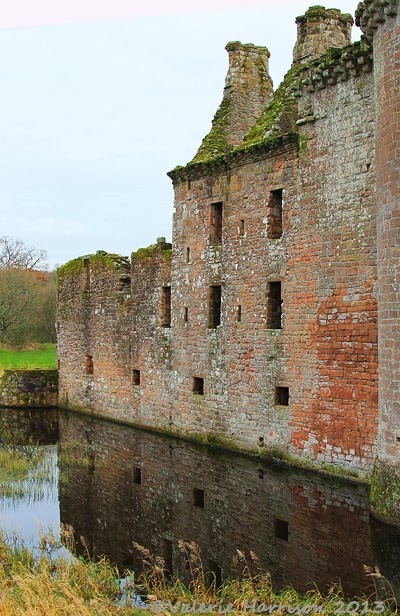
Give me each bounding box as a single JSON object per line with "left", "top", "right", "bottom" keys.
{"left": 171, "top": 139, "right": 298, "bottom": 451}
{"left": 361, "top": 1, "right": 400, "bottom": 523}
{"left": 0, "top": 369, "right": 58, "bottom": 408}
{"left": 288, "top": 69, "right": 377, "bottom": 470}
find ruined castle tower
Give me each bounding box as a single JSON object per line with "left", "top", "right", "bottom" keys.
{"left": 357, "top": 0, "right": 400, "bottom": 524}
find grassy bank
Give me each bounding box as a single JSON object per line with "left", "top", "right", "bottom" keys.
{"left": 0, "top": 534, "right": 396, "bottom": 615}
{"left": 0, "top": 343, "right": 56, "bottom": 370}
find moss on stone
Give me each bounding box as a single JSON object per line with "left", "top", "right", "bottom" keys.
{"left": 240, "top": 63, "right": 304, "bottom": 148}
{"left": 370, "top": 458, "right": 400, "bottom": 525}
{"left": 57, "top": 252, "right": 130, "bottom": 287}
{"left": 191, "top": 98, "right": 232, "bottom": 164}
{"left": 131, "top": 243, "right": 172, "bottom": 261}
{"left": 296, "top": 6, "right": 353, "bottom": 26}
{"left": 57, "top": 257, "right": 84, "bottom": 281}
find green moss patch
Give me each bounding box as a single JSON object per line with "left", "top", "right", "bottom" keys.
{"left": 191, "top": 97, "right": 232, "bottom": 164}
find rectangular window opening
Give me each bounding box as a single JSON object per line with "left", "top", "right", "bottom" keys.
{"left": 85, "top": 354, "right": 94, "bottom": 375}
{"left": 193, "top": 488, "right": 204, "bottom": 508}
{"left": 132, "top": 369, "right": 141, "bottom": 386}
{"left": 133, "top": 467, "right": 142, "bottom": 485}
{"left": 192, "top": 377, "right": 204, "bottom": 396}
{"left": 208, "top": 561, "right": 222, "bottom": 589}
{"left": 267, "top": 281, "right": 282, "bottom": 329}
{"left": 239, "top": 219, "right": 245, "bottom": 236}
{"left": 237, "top": 305, "right": 242, "bottom": 323}
{"left": 268, "top": 189, "right": 283, "bottom": 239}
{"left": 160, "top": 538, "right": 173, "bottom": 576}
{"left": 184, "top": 307, "right": 188, "bottom": 323}
{"left": 161, "top": 286, "right": 171, "bottom": 327}
{"left": 57, "top": 360, "right": 61, "bottom": 371}
{"left": 275, "top": 386, "right": 289, "bottom": 406}
{"left": 187, "top": 179, "right": 192, "bottom": 191}
{"left": 210, "top": 202, "right": 223, "bottom": 245}
{"left": 186, "top": 247, "right": 190, "bottom": 263}
{"left": 274, "top": 518, "right": 289, "bottom": 541}
{"left": 208, "top": 285, "right": 221, "bottom": 329}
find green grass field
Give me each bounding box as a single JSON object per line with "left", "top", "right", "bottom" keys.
{"left": 0, "top": 343, "right": 57, "bottom": 370}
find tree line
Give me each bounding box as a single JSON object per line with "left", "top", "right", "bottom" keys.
{"left": 0, "top": 236, "right": 56, "bottom": 347}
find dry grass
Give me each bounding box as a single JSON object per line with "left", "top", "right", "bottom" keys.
{"left": 0, "top": 533, "right": 396, "bottom": 615}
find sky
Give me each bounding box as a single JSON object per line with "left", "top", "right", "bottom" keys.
{"left": 0, "top": 0, "right": 360, "bottom": 268}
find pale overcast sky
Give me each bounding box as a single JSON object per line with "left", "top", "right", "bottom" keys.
{"left": 0, "top": 0, "right": 360, "bottom": 268}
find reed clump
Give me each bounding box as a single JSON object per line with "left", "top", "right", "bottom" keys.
{"left": 0, "top": 532, "right": 396, "bottom": 615}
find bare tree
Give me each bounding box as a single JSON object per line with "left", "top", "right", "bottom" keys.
{"left": 0, "top": 268, "right": 38, "bottom": 342}
{"left": 0, "top": 236, "right": 47, "bottom": 271}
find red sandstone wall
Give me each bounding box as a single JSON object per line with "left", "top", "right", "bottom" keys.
{"left": 286, "top": 73, "right": 378, "bottom": 470}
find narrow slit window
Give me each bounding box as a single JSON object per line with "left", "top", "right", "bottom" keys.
{"left": 187, "top": 179, "right": 192, "bottom": 190}
{"left": 132, "top": 369, "right": 141, "bottom": 386}
{"left": 267, "top": 189, "right": 283, "bottom": 239}
{"left": 210, "top": 202, "right": 223, "bottom": 244}
{"left": 57, "top": 360, "right": 61, "bottom": 370}
{"left": 85, "top": 354, "right": 94, "bottom": 375}
{"left": 237, "top": 305, "right": 242, "bottom": 322}
{"left": 275, "top": 387, "right": 289, "bottom": 406}
{"left": 267, "top": 282, "right": 282, "bottom": 329}
{"left": 239, "top": 219, "right": 245, "bottom": 236}
{"left": 208, "top": 561, "right": 222, "bottom": 589}
{"left": 160, "top": 538, "right": 173, "bottom": 575}
{"left": 133, "top": 467, "right": 142, "bottom": 485}
{"left": 184, "top": 307, "right": 188, "bottom": 323}
{"left": 193, "top": 488, "right": 204, "bottom": 508}
{"left": 161, "top": 286, "right": 171, "bottom": 327}
{"left": 186, "top": 247, "right": 190, "bottom": 263}
{"left": 208, "top": 285, "right": 221, "bottom": 328}
{"left": 192, "top": 377, "right": 204, "bottom": 396}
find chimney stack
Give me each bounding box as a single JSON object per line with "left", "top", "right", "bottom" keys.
{"left": 293, "top": 6, "right": 353, "bottom": 65}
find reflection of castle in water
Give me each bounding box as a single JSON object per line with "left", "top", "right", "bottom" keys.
{"left": 59, "top": 410, "right": 377, "bottom": 595}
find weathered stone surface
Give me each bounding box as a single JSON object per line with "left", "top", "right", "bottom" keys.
{"left": 293, "top": 6, "right": 353, "bottom": 64}
{"left": 0, "top": 370, "right": 58, "bottom": 408}
{"left": 368, "top": 4, "right": 400, "bottom": 522}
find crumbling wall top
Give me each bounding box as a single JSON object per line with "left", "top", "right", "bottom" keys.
{"left": 293, "top": 5, "right": 353, "bottom": 64}
{"left": 355, "top": 0, "right": 399, "bottom": 40}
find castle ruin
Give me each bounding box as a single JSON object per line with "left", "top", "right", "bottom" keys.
{"left": 57, "top": 1, "right": 400, "bottom": 522}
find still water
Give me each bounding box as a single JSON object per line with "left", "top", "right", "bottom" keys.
{"left": 0, "top": 407, "right": 399, "bottom": 599}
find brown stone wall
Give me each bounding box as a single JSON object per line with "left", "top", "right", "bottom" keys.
{"left": 171, "top": 141, "right": 297, "bottom": 450}
{"left": 57, "top": 248, "right": 173, "bottom": 427}
{"left": 287, "top": 72, "right": 377, "bottom": 471}
{"left": 0, "top": 370, "right": 58, "bottom": 408}
{"left": 374, "top": 11, "right": 400, "bottom": 462}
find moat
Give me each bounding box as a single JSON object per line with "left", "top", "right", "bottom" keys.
{"left": 1, "top": 407, "right": 400, "bottom": 600}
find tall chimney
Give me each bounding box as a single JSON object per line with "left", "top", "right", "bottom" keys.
{"left": 293, "top": 6, "right": 353, "bottom": 64}
{"left": 192, "top": 42, "right": 272, "bottom": 162}
{"left": 223, "top": 42, "right": 273, "bottom": 146}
